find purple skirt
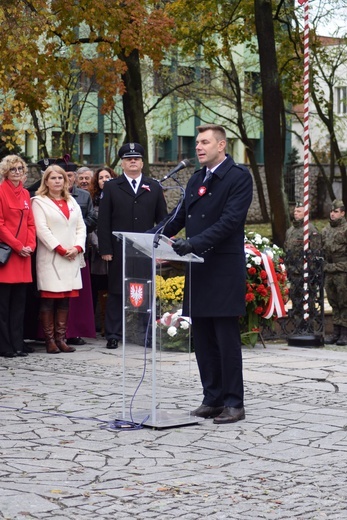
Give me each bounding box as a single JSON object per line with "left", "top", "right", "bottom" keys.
{"left": 66, "top": 262, "right": 96, "bottom": 338}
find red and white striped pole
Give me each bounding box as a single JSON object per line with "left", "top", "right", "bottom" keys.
{"left": 299, "top": 0, "right": 310, "bottom": 320}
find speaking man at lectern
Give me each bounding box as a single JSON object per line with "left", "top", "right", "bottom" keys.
{"left": 151, "top": 124, "right": 253, "bottom": 425}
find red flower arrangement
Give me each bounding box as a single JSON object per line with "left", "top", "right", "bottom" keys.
{"left": 240, "top": 231, "right": 289, "bottom": 346}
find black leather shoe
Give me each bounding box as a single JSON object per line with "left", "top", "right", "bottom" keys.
{"left": 16, "top": 351, "right": 29, "bottom": 357}
{"left": 191, "top": 404, "right": 224, "bottom": 419}
{"left": 213, "top": 407, "right": 245, "bottom": 424}
{"left": 23, "top": 344, "right": 35, "bottom": 353}
{"left": 106, "top": 339, "right": 118, "bottom": 349}
{"left": 67, "top": 337, "right": 86, "bottom": 345}
{"left": 2, "top": 352, "right": 16, "bottom": 358}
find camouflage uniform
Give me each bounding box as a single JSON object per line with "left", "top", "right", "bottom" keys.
{"left": 284, "top": 218, "right": 322, "bottom": 328}
{"left": 322, "top": 205, "right": 347, "bottom": 343}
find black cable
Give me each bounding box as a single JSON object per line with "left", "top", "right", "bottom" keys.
{"left": 0, "top": 404, "right": 145, "bottom": 431}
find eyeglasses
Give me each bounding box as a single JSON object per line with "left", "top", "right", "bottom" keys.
{"left": 9, "top": 167, "right": 24, "bottom": 173}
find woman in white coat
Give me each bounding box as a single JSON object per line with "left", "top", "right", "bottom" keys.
{"left": 31, "top": 165, "right": 86, "bottom": 353}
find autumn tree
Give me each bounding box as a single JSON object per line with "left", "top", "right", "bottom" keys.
{"left": 0, "top": 0, "right": 175, "bottom": 163}
{"left": 163, "top": 0, "right": 270, "bottom": 222}
{"left": 254, "top": 0, "right": 290, "bottom": 245}
{"left": 303, "top": 34, "right": 347, "bottom": 205}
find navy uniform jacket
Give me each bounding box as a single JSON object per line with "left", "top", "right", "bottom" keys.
{"left": 97, "top": 173, "right": 168, "bottom": 293}
{"left": 160, "top": 155, "right": 253, "bottom": 317}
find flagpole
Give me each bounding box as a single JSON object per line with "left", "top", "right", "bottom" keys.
{"left": 287, "top": 0, "right": 323, "bottom": 347}
{"left": 300, "top": 0, "right": 310, "bottom": 322}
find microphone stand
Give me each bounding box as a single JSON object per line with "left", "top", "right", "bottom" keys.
{"left": 153, "top": 175, "right": 186, "bottom": 248}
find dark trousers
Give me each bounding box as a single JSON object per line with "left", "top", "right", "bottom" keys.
{"left": 0, "top": 283, "right": 27, "bottom": 354}
{"left": 105, "top": 292, "right": 122, "bottom": 341}
{"left": 192, "top": 316, "right": 244, "bottom": 409}
{"left": 104, "top": 292, "right": 151, "bottom": 345}
{"left": 325, "top": 272, "right": 347, "bottom": 327}
{"left": 91, "top": 273, "right": 108, "bottom": 312}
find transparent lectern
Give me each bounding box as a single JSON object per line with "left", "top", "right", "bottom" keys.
{"left": 113, "top": 232, "right": 204, "bottom": 428}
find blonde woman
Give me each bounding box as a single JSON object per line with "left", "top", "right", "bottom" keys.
{"left": 31, "top": 165, "right": 86, "bottom": 354}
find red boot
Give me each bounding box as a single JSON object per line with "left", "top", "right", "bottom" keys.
{"left": 40, "top": 310, "right": 60, "bottom": 354}
{"left": 55, "top": 308, "right": 76, "bottom": 353}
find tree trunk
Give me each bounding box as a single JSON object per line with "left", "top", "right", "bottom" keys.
{"left": 30, "top": 110, "right": 49, "bottom": 159}
{"left": 245, "top": 146, "right": 270, "bottom": 222}
{"left": 228, "top": 55, "right": 270, "bottom": 222}
{"left": 119, "top": 49, "right": 149, "bottom": 172}
{"left": 254, "top": 0, "right": 290, "bottom": 246}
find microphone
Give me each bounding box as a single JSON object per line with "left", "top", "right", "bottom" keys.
{"left": 159, "top": 158, "right": 192, "bottom": 182}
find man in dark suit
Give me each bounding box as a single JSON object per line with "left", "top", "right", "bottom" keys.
{"left": 97, "top": 143, "right": 168, "bottom": 349}
{"left": 154, "top": 124, "right": 253, "bottom": 424}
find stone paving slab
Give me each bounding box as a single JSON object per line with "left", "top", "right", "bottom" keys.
{"left": 1, "top": 338, "right": 347, "bottom": 519}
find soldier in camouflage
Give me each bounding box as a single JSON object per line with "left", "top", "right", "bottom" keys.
{"left": 284, "top": 201, "right": 322, "bottom": 329}
{"left": 322, "top": 199, "right": 347, "bottom": 345}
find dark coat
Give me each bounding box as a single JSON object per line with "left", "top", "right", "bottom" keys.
{"left": 70, "top": 185, "right": 97, "bottom": 233}
{"left": 97, "top": 174, "right": 167, "bottom": 293}
{"left": 159, "top": 155, "right": 253, "bottom": 317}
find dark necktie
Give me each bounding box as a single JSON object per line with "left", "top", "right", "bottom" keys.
{"left": 204, "top": 169, "right": 212, "bottom": 183}
{"left": 132, "top": 179, "right": 137, "bottom": 192}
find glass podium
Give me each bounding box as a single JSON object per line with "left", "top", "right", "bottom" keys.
{"left": 112, "top": 232, "right": 204, "bottom": 428}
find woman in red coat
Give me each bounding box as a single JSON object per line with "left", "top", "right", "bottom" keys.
{"left": 0, "top": 155, "right": 36, "bottom": 358}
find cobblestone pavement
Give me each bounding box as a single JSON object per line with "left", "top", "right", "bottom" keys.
{"left": 1, "top": 337, "right": 347, "bottom": 519}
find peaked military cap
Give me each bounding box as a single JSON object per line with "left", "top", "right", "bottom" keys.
{"left": 38, "top": 154, "right": 78, "bottom": 172}
{"left": 118, "top": 142, "right": 144, "bottom": 159}
{"left": 331, "top": 199, "right": 345, "bottom": 211}
{"left": 295, "top": 200, "right": 304, "bottom": 207}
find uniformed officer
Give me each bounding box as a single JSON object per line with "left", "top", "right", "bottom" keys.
{"left": 322, "top": 199, "right": 347, "bottom": 345}
{"left": 97, "top": 143, "right": 168, "bottom": 349}
{"left": 284, "top": 201, "right": 322, "bottom": 328}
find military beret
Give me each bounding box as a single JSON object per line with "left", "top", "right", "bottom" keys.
{"left": 118, "top": 142, "right": 144, "bottom": 159}
{"left": 331, "top": 199, "right": 345, "bottom": 211}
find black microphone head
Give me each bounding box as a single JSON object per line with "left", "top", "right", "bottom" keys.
{"left": 181, "top": 158, "right": 192, "bottom": 168}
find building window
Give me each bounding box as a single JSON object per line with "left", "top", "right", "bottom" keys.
{"left": 51, "top": 132, "right": 62, "bottom": 157}
{"left": 153, "top": 66, "right": 170, "bottom": 96}
{"left": 79, "top": 133, "right": 92, "bottom": 163}
{"left": 336, "top": 87, "right": 347, "bottom": 114}
{"left": 78, "top": 72, "right": 98, "bottom": 93}
{"left": 244, "top": 71, "right": 261, "bottom": 97}
{"left": 177, "top": 136, "right": 195, "bottom": 160}
{"left": 105, "top": 133, "right": 120, "bottom": 164}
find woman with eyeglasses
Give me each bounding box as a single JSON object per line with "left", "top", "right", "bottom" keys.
{"left": 0, "top": 155, "right": 36, "bottom": 358}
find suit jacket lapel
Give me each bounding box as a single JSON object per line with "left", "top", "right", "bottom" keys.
{"left": 135, "top": 175, "right": 152, "bottom": 198}
{"left": 187, "top": 157, "right": 235, "bottom": 208}
{"left": 188, "top": 168, "right": 210, "bottom": 207}
{"left": 118, "top": 174, "right": 135, "bottom": 197}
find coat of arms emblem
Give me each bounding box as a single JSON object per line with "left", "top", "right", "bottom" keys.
{"left": 129, "top": 283, "right": 144, "bottom": 307}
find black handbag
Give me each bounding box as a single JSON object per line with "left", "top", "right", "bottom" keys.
{"left": 0, "top": 242, "right": 12, "bottom": 265}
{"left": 0, "top": 211, "right": 24, "bottom": 266}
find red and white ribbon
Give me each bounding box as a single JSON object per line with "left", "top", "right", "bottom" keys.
{"left": 245, "top": 244, "right": 286, "bottom": 320}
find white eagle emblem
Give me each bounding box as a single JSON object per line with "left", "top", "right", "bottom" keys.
{"left": 129, "top": 283, "right": 144, "bottom": 307}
